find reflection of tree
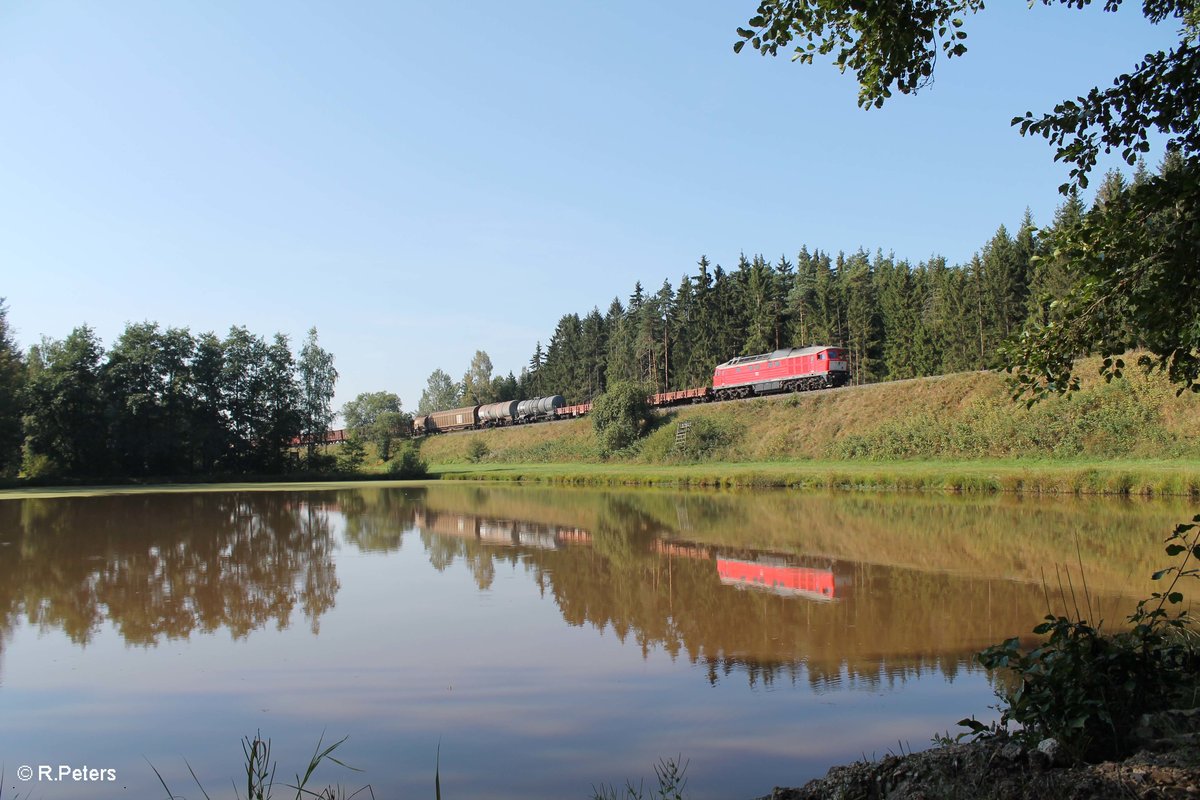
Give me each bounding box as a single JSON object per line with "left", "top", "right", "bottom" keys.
{"left": 0, "top": 492, "right": 340, "bottom": 653}
{"left": 404, "top": 485, "right": 1159, "bottom": 689}
{"left": 336, "top": 487, "right": 423, "bottom": 552}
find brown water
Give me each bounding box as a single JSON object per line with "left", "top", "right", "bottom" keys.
{"left": 0, "top": 484, "right": 1190, "bottom": 799}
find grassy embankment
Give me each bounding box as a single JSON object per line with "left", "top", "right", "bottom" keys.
{"left": 413, "top": 356, "right": 1200, "bottom": 494}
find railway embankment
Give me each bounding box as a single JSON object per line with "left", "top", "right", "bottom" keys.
{"left": 415, "top": 358, "right": 1200, "bottom": 494}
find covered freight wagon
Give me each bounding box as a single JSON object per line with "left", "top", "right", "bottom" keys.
{"left": 425, "top": 405, "right": 480, "bottom": 433}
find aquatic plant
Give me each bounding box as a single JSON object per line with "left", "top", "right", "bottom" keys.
{"left": 150, "top": 731, "right": 370, "bottom": 800}
{"left": 590, "top": 757, "right": 689, "bottom": 800}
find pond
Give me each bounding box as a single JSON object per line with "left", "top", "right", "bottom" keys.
{"left": 0, "top": 484, "right": 1189, "bottom": 799}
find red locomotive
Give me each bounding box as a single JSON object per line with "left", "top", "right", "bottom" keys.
{"left": 710, "top": 345, "right": 850, "bottom": 400}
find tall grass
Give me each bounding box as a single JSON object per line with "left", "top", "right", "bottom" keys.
{"left": 591, "top": 757, "right": 689, "bottom": 800}
{"left": 149, "top": 732, "right": 371, "bottom": 800}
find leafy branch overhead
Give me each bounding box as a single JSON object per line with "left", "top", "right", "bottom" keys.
{"left": 735, "top": 0, "right": 984, "bottom": 108}
{"left": 738, "top": 0, "right": 1200, "bottom": 399}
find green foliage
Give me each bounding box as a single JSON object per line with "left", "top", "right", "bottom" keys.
{"left": 639, "top": 417, "right": 737, "bottom": 464}
{"left": 388, "top": 444, "right": 428, "bottom": 479}
{"left": 734, "top": 0, "right": 1200, "bottom": 401}
{"left": 150, "top": 731, "right": 365, "bottom": 800}
{"left": 0, "top": 299, "right": 25, "bottom": 476}
{"left": 466, "top": 437, "right": 489, "bottom": 463}
{"left": 10, "top": 315, "right": 329, "bottom": 480}
{"left": 976, "top": 514, "right": 1200, "bottom": 761}
{"left": 591, "top": 381, "right": 655, "bottom": 455}
{"left": 591, "top": 757, "right": 689, "bottom": 800}
{"left": 735, "top": 0, "right": 984, "bottom": 108}
{"left": 336, "top": 438, "right": 367, "bottom": 473}
{"left": 342, "top": 391, "right": 406, "bottom": 461}
{"left": 304, "top": 451, "right": 337, "bottom": 472}
{"left": 298, "top": 327, "right": 338, "bottom": 460}
{"left": 418, "top": 369, "right": 460, "bottom": 416}
{"left": 1004, "top": 159, "right": 1200, "bottom": 401}
{"left": 460, "top": 350, "right": 496, "bottom": 406}
{"left": 834, "top": 379, "right": 1176, "bottom": 460}
{"left": 22, "top": 326, "right": 107, "bottom": 476}
{"left": 19, "top": 447, "right": 58, "bottom": 479}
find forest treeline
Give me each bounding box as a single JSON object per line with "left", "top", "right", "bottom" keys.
{"left": 521, "top": 202, "right": 1056, "bottom": 404}
{"left": 420, "top": 166, "right": 1157, "bottom": 410}
{"left": 0, "top": 316, "right": 337, "bottom": 479}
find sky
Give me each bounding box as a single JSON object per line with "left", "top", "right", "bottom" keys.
{"left": 0, "top": 1, "right": 1182, "bottom": 416}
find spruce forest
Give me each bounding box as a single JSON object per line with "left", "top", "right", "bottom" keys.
{"left": 517, "top": 176, "right": 1125, "bottom": 405}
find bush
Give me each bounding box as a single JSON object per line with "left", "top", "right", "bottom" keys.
{"left": 591, "top": 381, "right": 654, "bottom": 455}
{"left": 974, "top": 513, "right": 1200, "bottom": 761}
{"left": 20, "top": 446, "right": 59, "bottom": 479}
{"left": 388, "top": 444, "right": 427, "bottom": 479}
{"left": 336, "top": 438, "right": 366, "bottom": 472}
{"left": 304, "top": 451, "right": 337, "bottom": 472}
{"left": 466, "top": 437, "right": 489, "bottom": 463}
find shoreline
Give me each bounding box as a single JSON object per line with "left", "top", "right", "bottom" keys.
{"left": 3, "top": 457, "right": 1199, "bottom": 499}
{"left": 429, "top": 458, "right": 1200, "bottom": 496}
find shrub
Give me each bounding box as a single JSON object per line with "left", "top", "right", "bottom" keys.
{"left": 466, "top": 437, "right": 489, "bottom": 463}
{"left": 591, "top": 381, "right": 654, "bottom": 455}
{"left": 974, "top": 513, "right": 1200, "bottom": 761}
{"left": 304, "top": 451, "right": 337, "bottom": 472}
{"left": 20, "top": 447, "right": 59, "bottom": 479}
{"left": 388, "top": 444, "right": 427, "bottom": 479}
{"left": 336, "top": 438, "right": 366, "bottom": 472}
{"left": 673, "top": 417, "right": 733, "bottom": 462}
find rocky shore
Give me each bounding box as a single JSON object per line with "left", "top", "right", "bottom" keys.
{"left": 762, "top": 711, "right": 1200, "bottom": 800}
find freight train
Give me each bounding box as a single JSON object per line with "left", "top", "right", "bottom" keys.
{"left": 296, "top": 344, "right": 849, "bottom": 444}
{"left": 554, "top": 344, "right": 850, "bottom": 419}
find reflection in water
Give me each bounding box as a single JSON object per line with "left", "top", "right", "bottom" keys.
{"left": 0, "top": 484, "right": 1177, "bottom": 690}
{"left": 715, "top": 555, "right": 839, "bottom": 602}
{"left": 382, "top": 485, "right": 1173, "bottom": 690}
{"left": 0, "top": 493, "right": 339, "bottom": 652}
{"left": 0, "top": 483, "right": 1184, "bottom": 799}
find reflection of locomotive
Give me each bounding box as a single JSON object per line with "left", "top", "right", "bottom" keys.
{"left": 716, "top": 557, "right": 840, "bottom": 602}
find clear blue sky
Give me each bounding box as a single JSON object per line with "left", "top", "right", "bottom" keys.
{"left": 0, "top": 1, "right": 1180, "bottom": 415}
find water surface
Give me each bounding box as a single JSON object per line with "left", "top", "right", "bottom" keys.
{"left": 0, "top": 484, "right": 1186, "bottom": 798}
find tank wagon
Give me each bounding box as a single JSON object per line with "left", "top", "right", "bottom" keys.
{"left": 413, "top": 395, "right": 565, "bottom": 435}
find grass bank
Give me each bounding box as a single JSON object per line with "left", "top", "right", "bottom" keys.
{"left": 430, "top": 457, "right": 1200, "bottom": 495}
{"left": 413, "top": 356, "right": 1200, "bottom": 494}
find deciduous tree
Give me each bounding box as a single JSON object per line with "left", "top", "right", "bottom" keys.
{"left": 418, "top": 368, "right": 460, "bottom": 415}
{"left": 298, "top": 327, "right": 338, "bottom": 461}
{"left": 0, "top": 300, "right": 25, "bottom": 476}
{"left": 342, "top": 391, "right": 407, "bottom": 461}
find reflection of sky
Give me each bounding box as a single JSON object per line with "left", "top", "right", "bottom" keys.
{"left": 1, "top": 523, "right": 1002, "bottom": 800}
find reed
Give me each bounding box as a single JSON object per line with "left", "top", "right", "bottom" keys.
{"left": 149, "top": 732, "right": 370, "bottom": 800}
